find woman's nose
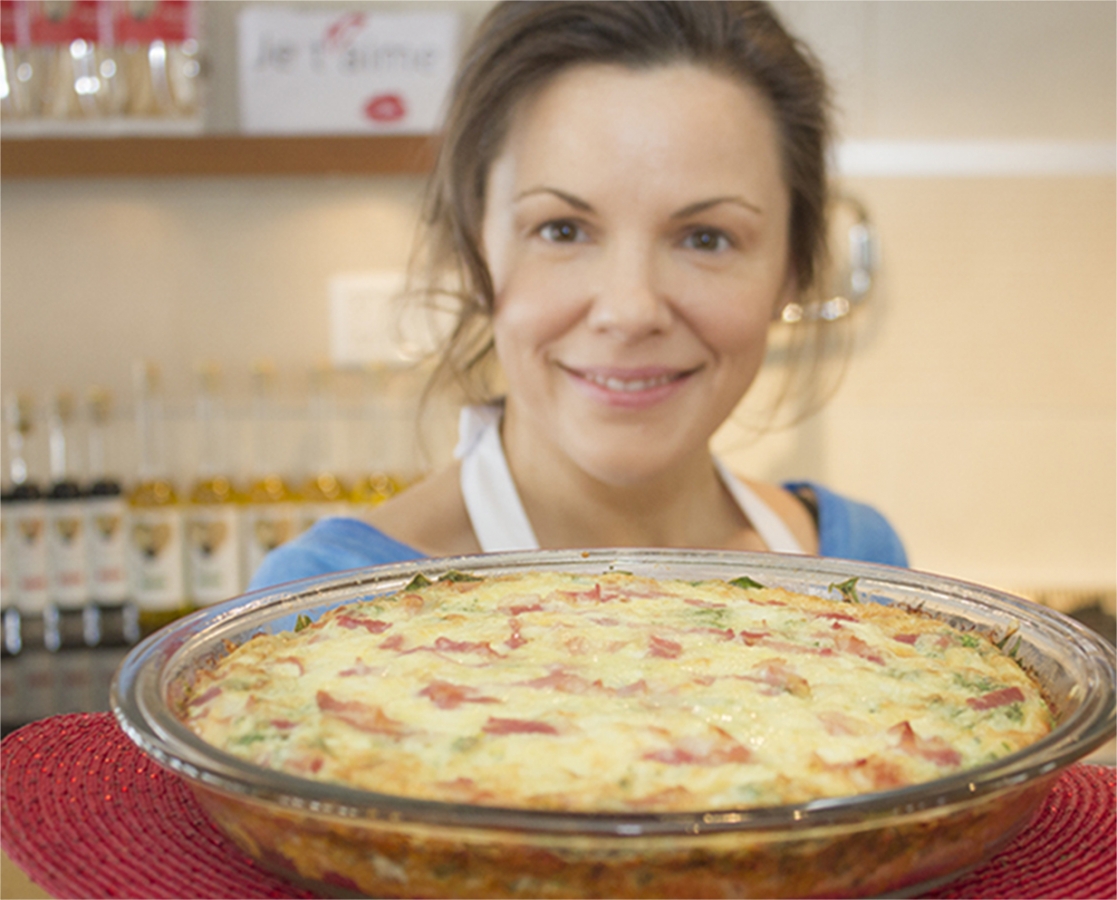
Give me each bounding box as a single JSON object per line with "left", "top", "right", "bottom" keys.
{"left": 585, "top": 241, "right": 673, "bottom": 339}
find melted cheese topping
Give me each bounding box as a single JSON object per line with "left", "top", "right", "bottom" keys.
{"left": 182, "top": 571, "right": 1052, "bottom": 812}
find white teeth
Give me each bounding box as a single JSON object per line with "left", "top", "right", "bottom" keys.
{"left": 582, "top": 372, "right": 677, "bottom": 392}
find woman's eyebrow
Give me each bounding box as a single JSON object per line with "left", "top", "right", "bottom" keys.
{"left": 511, "top": 188, "right": 761, "bottom": 219}
{"left": 672, "top": 196, "right": 763, "bottom": 219}
{"left": 512, "top": 186, "right": 594, "bottom": 212}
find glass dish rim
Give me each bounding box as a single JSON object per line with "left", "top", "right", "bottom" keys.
{"left": 112, "top": 548, "right": 1116, "bottom": 838}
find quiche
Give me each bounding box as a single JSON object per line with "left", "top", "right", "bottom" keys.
{"left": 180, "top": 570, "right": 1053, "bottom": 812}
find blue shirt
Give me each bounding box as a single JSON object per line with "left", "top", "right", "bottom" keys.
{"left": 248, "top": 480, "right": 907, "bottom": 592}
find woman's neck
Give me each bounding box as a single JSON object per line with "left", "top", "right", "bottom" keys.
{"left": 501, "top": 411, "right": 759, "bottom": 551}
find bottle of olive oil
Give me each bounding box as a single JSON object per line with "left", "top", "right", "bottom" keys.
{"left": 3, "top": 394, "right": 48, "bottom": 654}
{"left": 297, "top": 364, "right": 350, "bottom": 534}
{"left": 240, "top": 361, "right": 297, "bottom": 587}
{"left": 127, "top": 361, "right": 188, "bottom": 636}
{"left": 185, "top": 362, "right": 242, "bottom": 606}
{"left": 84, "top": 387, "right": 137, "bottom": 647}
{"left": 44, "top": 391, "right": 90, "bottom": 649}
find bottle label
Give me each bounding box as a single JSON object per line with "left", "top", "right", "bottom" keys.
{"left": 46, "top": 499, "right": 89, "bottom": 609}
{"left": 7, "top": 501, "right": 49, "bottom": 614}
{"left": 112, "top": 0, "right": 196, "bottom": 44}
{"left": 127, "top": 507, "right": 184, "bottom": 611}
{"left": 1, "top": 1, "right": 31, "bottom": 49}
{"left": 186, "top": 504, "right": 242, "bottom": 605}
{"left": 241, "top": 502, "right": 296, "bottom": 586}
{"left": 28, "top": 0, "right": 101, "bottom": 45}
{"left": 86, "top": 495, "right": 129, "bottom": 603}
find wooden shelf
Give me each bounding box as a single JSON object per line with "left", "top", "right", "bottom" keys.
{"left": 0, "top": 134, "right": 438, "bottom": 178}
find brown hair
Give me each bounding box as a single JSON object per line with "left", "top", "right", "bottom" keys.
{"left": 410, "top": 0, "right": 837, "bottom": 422}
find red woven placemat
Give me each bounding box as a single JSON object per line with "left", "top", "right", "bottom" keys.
{"left": 2, "top": 713, "right": 1114, "bottom": 900}
{"left": 1, "top": 713, "right": 316, "bottom": 900}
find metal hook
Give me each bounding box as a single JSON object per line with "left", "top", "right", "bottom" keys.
{"left": 781, "top": 194, "right": 879, "bottom": 324}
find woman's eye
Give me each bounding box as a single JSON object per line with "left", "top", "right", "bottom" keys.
{"left": 684, "top": 228, "right": 731, "bottom": 252}
{"left": 538, "top": 220, "right": 584, "bottom": 243}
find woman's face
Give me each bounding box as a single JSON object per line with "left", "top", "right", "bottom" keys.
{"left": 482, "top": 63, "right": 795, "bottom": 486}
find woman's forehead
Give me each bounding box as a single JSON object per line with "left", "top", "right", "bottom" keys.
{"left": 488, "top": 62, "right": 788, "bottom": 213}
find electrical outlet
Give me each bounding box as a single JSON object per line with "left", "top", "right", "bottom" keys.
{"left": 328, "top": 271, "right": 455, "bottom": 368}
{"left": 328, "top": 270, "right": 408, "bottom": 366}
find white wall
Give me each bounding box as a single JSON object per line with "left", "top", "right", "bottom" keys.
{"left": 2, "top": 1, "right": 1114, "bottom": 593}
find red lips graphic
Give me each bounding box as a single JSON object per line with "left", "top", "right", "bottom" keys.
{"left": 364, "top": 94, "right": 406, "bottom": 123}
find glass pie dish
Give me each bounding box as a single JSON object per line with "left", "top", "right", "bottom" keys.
{"left": 112, "top": 549, "right": 1116, "bottom": 899}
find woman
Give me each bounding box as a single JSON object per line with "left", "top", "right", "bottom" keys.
{"left": 251, "top": 0, "right": 906, "bottom": 591}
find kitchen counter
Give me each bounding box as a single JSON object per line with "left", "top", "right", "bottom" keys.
{"left": 2, "top": 849, "right": 49, "bottom": 899}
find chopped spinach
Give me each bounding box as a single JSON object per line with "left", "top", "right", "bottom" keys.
{"left": 403, "top": 573, "right": 433, "bottom": 591}
{"left": 451, "top": 735, "right": 481, "bottom": 753}
{"left": 829, "top": 577, "right": 861, "bottom": 603}
{"left": 689, "top": 605, "right": 731, "bottom": 628}
{"left": 952, "top": 672, "right": 999, "bottom": 694}
{"left": 728, "top": 575, "right": 765, "bottom": 590}
{"left": 439, "top": 570, "right": 483, "bottom": 583}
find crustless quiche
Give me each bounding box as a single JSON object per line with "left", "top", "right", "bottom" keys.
{"left": 181, "top": 570, "right": 1052, "bottom": 812}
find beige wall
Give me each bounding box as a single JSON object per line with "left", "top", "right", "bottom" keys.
{"left": 2, "top": 1, "right": 1114, "bottom": 593}
{"left": 715, "top": 175, "right": 1116, "bottom": 593}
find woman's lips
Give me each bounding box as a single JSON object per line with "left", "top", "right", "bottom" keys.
{"left": 560, "top": 364, "right": 699, "bottom": 408}
{"left": 581, "top": 370, "right": 679, "bottom": 392}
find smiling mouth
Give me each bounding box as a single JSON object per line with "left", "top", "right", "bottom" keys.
{"left": 565, "top": 366, "right": 699, "bottom": 393}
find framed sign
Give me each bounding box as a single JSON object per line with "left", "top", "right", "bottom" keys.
{"left": 238, "top": 7, "right": 459, "bottom": 135}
